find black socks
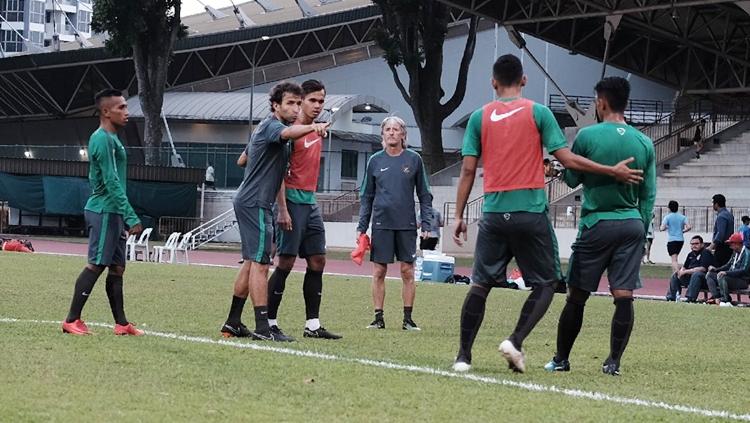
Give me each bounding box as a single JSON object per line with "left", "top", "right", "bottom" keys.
{"left": 105, "top": 274, "right": 128, "bottom": 325}
{"left": 508, "top": 284, "right": 555, "bottom": 349}
{"left": 458, "top": 285, "right": 489, "bottom": 363}
{"left": 374, "top": 309, "right": 384, "bottom": 321}
{"left": 303, "top": 269, "right": 323, "bottom": 320}
{"left": 609, "top": 297, "right": 634, "bottom": 365}
{"left": 555, "top": 299, "right": 586, "bottom": 361}
{"left": 254, "top": 306, "right": 270, "bottom": 333}
{"left": 66, "top": 268, "right": 100, "bottom": 323}
{"left": 403, "top": 306, "right": 413, "bottom": 321}
{"left": 226, "top": 295, "right": 247, "bottom": 326}
{"left": 267, "top": 268, "right": 290, "bottom": 320}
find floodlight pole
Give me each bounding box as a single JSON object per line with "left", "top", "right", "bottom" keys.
{"left": 248, "top": 36, "right": 270, "bottom": 136}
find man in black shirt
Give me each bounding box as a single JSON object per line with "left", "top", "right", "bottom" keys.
{"left": 666, "top": 235, "right": 713, "bottom": 303}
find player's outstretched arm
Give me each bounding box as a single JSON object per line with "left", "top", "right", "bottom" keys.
{"left": 553, "top": 147, "right": 643, "bottom": 184}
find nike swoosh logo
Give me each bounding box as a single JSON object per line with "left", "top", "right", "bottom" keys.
{"left": 273, "top": 291, "right": 284, "bottom": 295}
{"left": 304, "top": 138, "right": 320, "bottom": 148}
{"left": 380, "top": 167, "right": 389, "bottom": 172}
{"left": 82, "top": 292, "right": 89, "bottom": 296}
{"left": 490, "top": 107, "right": 525, "bottom": 122}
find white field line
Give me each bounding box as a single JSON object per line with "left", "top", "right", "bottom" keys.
{"left": 1, "top": 317, "right": 748, "bottom": 421}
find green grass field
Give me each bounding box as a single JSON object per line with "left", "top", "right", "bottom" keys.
{"left": 1, "top": 253, "right": 747, "bottom": 422}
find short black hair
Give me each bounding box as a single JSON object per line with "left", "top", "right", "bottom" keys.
{"left": 742, "top": 215, "right": 749, "bottom": 224}
{"left": 691, "top": 235, "right": 703, "bottom": 244}
{"left": 492, "top": 54, "right": 523, "bottom": 86}
{"left": 543, "top": 158, "right": 551, "bottom": 164}
{"left": 668, "top": 200, "right": 679, "bottom": 213}
{"left": 94, "top": 89, "right": 123, "bottom": 109}
{"left": 301, "top": 79, "right": 325, "bottom": 96}
{"left": 269, "top": 81, "right": 303, "bottom": 111}
{"left": 594, "top": 77, "right": 630, "bottom": 114}
{"left": 712, "top": 194, "right": 726, "bottom": 207}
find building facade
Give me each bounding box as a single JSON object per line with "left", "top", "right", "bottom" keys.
{"left": 0, "top": 0, "right": 91, "bottom": 54}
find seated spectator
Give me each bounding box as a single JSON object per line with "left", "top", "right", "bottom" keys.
{"left": 666, "top": 235, "right": 711, "bottom": 302}
{"left": 705, "top": 232, "right": 749, "bottom": 306}
{"left": 1, "top": 238, "right": 34, "bottom": 253}
{"left": 740, "top": 215, "right": 750, "bottom": 249}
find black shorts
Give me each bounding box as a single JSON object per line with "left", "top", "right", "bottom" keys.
{"left": 419, "top": 237, "right": 439, "bottom": 251}
{"left": 472, "top": 211, "right": 562, "bottom": 288}
{"left": 276, "top": 202, "right": 326, "bottom": 258}
{"left": 567, "top": 219, "right": 645, "bottom": 292}
{"left": 371, "top": 229, "right": 417, "bottom": 264}
{"left": 234, "top": 202, "right": 273, "bottom": 264}
{"left": 667, "top": 241, "right": 684, "bottom": 256}
{"left": 85, "top": 210, "right": 127, "bottom": 267}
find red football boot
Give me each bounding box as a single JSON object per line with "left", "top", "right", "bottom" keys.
{"left": 114, "top": 323, "right": 145, "bottom": 336}
{"left": 62, "top": 319, "right": 92, "bottom": 335}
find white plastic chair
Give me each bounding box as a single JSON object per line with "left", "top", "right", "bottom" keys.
{"left": 125, "top": 234, "right": 137, "bottom": 261}
{"left": 153, "top": 232, "right": 181, "bottom": 263}
{"left": 130, "top": 227, "right": 153, "bottom": 261}
{"left": 173, "top": 231, "right": 193, "bottom": 264}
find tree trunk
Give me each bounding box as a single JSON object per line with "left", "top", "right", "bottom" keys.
{"left": 417, "top": 118, "right": 445, "bottom": 173}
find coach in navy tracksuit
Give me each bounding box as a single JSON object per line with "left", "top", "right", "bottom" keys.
{"left": 358, "top": 116, "right": 433, "bottom": 331}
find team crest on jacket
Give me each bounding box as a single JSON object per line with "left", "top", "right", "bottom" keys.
{"left": 402, "top": 165, "right": 411, "bottom": 174}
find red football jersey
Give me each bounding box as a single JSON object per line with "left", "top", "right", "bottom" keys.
{"left": 285, "top": 132, "right": 323, "bottom": 191}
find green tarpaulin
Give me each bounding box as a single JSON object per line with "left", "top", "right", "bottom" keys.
{"left": 0, "top": 172, "right": 197, "bottom": 218}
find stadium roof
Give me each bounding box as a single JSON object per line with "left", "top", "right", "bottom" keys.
{"left": 127, "top": 92, "right": 389, "bottom": 124}
{"left": 438, "top": 0, "right": 750, "bottom": 96}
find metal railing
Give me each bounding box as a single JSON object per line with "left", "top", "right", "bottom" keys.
{"left": 549, "top": 94, "right": 665, "bottom": 124}
{"left": 158, "top": 216, "right": 202, "bottom": 240}
{"left": 443, "top": 195, "right": 484, "bottom": 227}
{"left": 548, "top": 205, "right": 750, "bottom": 231}
{"left": 186, "top": 208, "right": 237, "bottom": 249}
{"left": 545, "top": 100, "right": 750, "bottom": 205}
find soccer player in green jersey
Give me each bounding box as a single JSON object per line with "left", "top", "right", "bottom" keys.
{"left": 62, "top": 89, "right": 144, "bottom": 336}
{"left": 451, "top": 55, "right": 643, "bottom": 374}
{"left": 544, "top": 77, "right": 656, "bottom": 376}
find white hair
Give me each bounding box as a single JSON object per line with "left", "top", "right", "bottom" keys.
{"left": 380, "top": 116, "right": 407, "bottom": 148}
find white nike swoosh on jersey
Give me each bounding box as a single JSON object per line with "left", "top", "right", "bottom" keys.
{"left": 490, "top": 107, "right": 525, "bottom": 122}
{"left": 380, "top": 167, "right": 389, "bottom": 172}
{"left": 304, "top": 138, "right": 320, "bottom": 148}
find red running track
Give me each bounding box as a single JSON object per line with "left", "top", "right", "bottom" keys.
{"left": 26, "top": 239, "right": 672, "bottom": 298}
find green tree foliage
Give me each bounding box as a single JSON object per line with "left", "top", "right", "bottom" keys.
{"left": 92, "top": 1, "right": 187, "bottom": 165}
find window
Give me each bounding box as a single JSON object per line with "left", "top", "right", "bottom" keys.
{"left": 76, "top": 10, "right": 90, "bottom": 33}
{"left": 29, "top": 0, "right": 44, "bottom": 24}
{"left": 64, "top": 12, "right": 74, "bottom": 32}
{"left": 29, "top": 30, "right": 42, "bottom": 46}
{"left": 1, "top": 29, "right": 23, "bottom": 52}
{"left": 2, "top": 0, "right": 25, "bottom": 21}
{"left": 340, "top": 149, "right": 358, "bottom": 179}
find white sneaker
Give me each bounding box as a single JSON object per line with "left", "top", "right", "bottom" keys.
{"left": 452, "top": 361, "right": 471, "bottom": 373}
{"left": 499, "top": 339, "right": 526, "bottom": 373}
{"left": 719, "top": 301, "right": 734, "bottom": 307}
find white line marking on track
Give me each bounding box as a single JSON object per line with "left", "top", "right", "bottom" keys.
{"left": 2, "top": 317, "right": 748, "bottom": 421}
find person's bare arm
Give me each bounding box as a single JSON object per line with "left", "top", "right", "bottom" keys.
{"left": 452, "top": 156, "right": 478, "bottom": 246}
{"left": 237, "top": 151, "right": 247, "bottom": 167}
{"left": 275, "top": 181, "right": 292, "bottom": 231}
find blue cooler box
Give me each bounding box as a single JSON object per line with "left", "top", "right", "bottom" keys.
{"left": 416, "top": 253, "right": 455, "bottom": 282}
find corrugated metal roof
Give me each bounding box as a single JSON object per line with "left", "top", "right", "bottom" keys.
{"left": 127, "top": 92, "right": 389, "bottom": 124}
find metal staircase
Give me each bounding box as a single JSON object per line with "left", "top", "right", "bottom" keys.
{"left": 189, "top": 208, "right": 237, "bottom": 249}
